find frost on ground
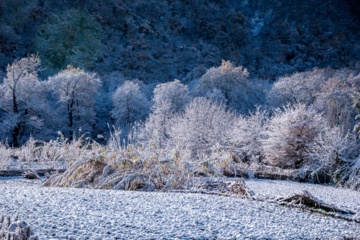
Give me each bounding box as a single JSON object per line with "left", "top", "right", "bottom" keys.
{"left": 0, "top": 177, "right": 359, "bottom": 239}
{"left": 246, "top": 179, "right": 360, "bottom": 213}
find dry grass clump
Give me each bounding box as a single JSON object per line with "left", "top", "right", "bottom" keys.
{"left": 191, "top": 177, "right": 252, "bottom": 197}
{"left": 43, "top": 152, "right": 194, "bottom": 191}
{"left": 43, "top": 130, "right": 195, "bottom": 191}
{"left": 0, "top": 137, "right": 67, "bottom": 170}
{"left": 0, "top": 143, "right": 13, "bottom": 169}
{"left": 0, "top": 215, "right": 38, "bottom": 240}
{"left": 42, "top": 129, "right": 251, "bottom": 196}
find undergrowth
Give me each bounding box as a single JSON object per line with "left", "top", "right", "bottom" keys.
{"left": 1, "top": 127, "right": 359, "bottom": 193}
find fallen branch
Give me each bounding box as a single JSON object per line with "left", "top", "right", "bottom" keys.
{"left": 276, "top": 190, "right": 359, "bottom": 223}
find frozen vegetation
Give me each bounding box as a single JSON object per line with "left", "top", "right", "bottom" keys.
{"left": 1, "top": 1, "right": 360, "bottom": 239}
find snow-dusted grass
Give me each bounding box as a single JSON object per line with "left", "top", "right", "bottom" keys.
{"left": 0, "top": 143, "right": 12, "bottom": 169}
{"left": 0, "top": 177, "right": 359, "bottom": 239}
{"left": 0, "top": 138, "right": 67, "bottom": 170}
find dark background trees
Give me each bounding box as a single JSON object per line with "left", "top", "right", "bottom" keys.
{"left": 0, "top": 0, "right": 359, "bottom": 82}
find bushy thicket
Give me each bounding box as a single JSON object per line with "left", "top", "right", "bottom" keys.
{"left": 1, "top": 56, "right": 360, "bottom": 191}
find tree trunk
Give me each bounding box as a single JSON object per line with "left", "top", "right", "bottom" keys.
{"left": 11, "top": 89, "right": 20, "bottom": 147}
{"left": 68, "top": 102, "right": 74, "bottom": 141}
{"left": 11, "top": 123, "right": 20, "bottom": 147}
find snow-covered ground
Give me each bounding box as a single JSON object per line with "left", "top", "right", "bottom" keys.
{"left": 0, "top": 177, "right": 359, "bottom": 239}
{"left": 246, "top": 179, "right": 360, "bottom": 213}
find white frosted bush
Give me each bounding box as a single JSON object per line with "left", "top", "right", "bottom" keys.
{"left": 231, "top": 108, "right": 268, "bottom": 163}
{"left": 170, "top": 97, "right": 235, "bottom": 162}
{"left": 196, "top": 60, "right": 256, "bottom": 112}
{"left": 262, "top": 104, "right": 328, "bottom": 169}
{"left": 142, "top": 80, "right": 189, "bottom": 147}
{"left": 268, "top": 68, "right": 359, "bottom": 133}
{"left": 267, "top": 68, "right": 328, "bottom": 107}
{"left": 111, "top": 80, "right": 150, "bottom": 133}
{"left": 0, "top": 143, "right": 12, "bottom": 169}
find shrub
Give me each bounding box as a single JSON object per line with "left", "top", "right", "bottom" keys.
{"left": 262, "top": 104, "right": 328, "bottom": 169}
{"left": 170, "top": 97, "right": 235, "bottom": 163}
{"left": 335, "top": 157, "right": 360, "bottom": 191}
{"left": 196, "top": 60, "right": 253, "bottom": 112}
{"left": 142, "top": 80, "right": 189, "bottom": 147}
{"left": 267, "top": 68, "right": 328, "bottom": 107}
{"left": 305, "top": 128, "right": 358, "bottom": 182}
{"left": 268, "top": 68, "right": 359, "bottom": 133}
{"left": 231, "top": 108, "right": 268, "bottom": 163}
{"left": 314, "top": 74, "right": 359, "bottom": 133}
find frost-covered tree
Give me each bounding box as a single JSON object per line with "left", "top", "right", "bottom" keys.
{"left": 262, "top": 104, "right": 328, "bottom": 169}
{"left": 196, "top": 60, "right": 252, "bottom": 112}
{"left": 307, "top": 128, "right": 358, "bottom": 173}
{"left": 314, "top": 76, "right": 356, "bottom": 133}
{"left": 0, "top": 55, "right": 44, "bottom": 146}
{"left": 152, "top": 79, "right": 189, "bottom": 115}
{"left": 267, "top": 68, "right": 329, "bottom": 107}
{"left": 170, "top": 97, "right": 235, "bottom": 162}
{"left": 47, "top": 65, "right": 101, "bottom": 140}
{"left": 111, "top": 80, "right": 150, "bottom": 133}
{"left": 268, "top": 68, "right": 359, "bottom": 133}
{"left": 231, "top": 108, "right": 268, "bottom": 163}
{"left": 142, "top": 80, "right": 188, "bottom": 147}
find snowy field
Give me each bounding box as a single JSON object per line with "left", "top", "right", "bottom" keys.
{"left": 0, "top": 177, "right": 359, "bottom": 239}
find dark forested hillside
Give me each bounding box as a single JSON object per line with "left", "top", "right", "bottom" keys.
{"left": 1, "top": 0, "right": 360, "bottom": 192}
{"left": 0, "top": 0, "right": 359, "bottom": 82}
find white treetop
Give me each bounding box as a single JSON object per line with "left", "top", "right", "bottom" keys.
{"left": 0, "top": 55, "right": 43, "bottom": 146}
{"left": 47, "top": 65, "right": 101, "bottom": 140}
{"left": 111, "top": 80, "right": 150, "bottom": 127}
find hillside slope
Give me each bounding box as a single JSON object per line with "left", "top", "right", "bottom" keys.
{"left": 0, "top": 0, "right": 359, "bottom": 82}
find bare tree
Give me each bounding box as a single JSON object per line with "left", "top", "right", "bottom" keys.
{"left": 231, "top": 108, "right": 268, "bottom": 163}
